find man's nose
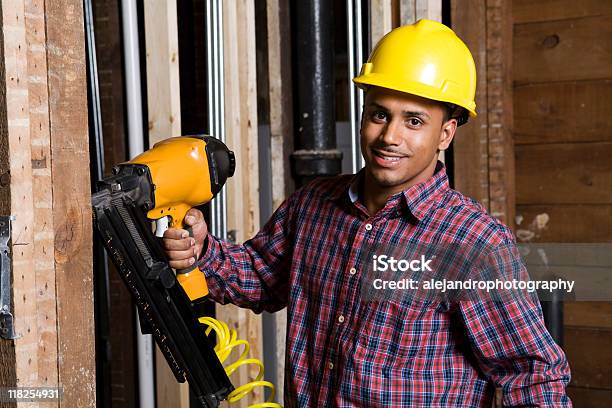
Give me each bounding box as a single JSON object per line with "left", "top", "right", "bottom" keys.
{"left": 379, "top": 118, "right": 402, "bottom": 146}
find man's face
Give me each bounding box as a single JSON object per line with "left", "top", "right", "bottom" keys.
{"left": 360, "top": 86, "right": 456, "bottom": 192}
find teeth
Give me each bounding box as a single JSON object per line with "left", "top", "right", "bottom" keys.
{"left": 382, "top": 156, "right": 399, "bottom": 161}
{"left": 376, "top": 152, "right": 400, "bottom": 161}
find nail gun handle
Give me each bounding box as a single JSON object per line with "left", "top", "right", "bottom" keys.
{"left": 176, "top": 226, "right": 210, "bottom": 301}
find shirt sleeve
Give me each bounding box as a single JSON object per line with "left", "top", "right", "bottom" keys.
{"left": 458, "top": 227, "right": 572, "bottom": 407}
{"left": 196, "top": 192, "right": 297, "bottom": 314}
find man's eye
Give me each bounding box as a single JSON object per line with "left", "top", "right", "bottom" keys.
{"left": 372, "top": 111, "right": 387, "bottom": 121}
{"left": 408, "top": 118, "right": 422, "bottom": 127}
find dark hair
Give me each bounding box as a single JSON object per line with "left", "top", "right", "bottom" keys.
{"left": 442, "top": 103, "right": 468, "bottom": 126}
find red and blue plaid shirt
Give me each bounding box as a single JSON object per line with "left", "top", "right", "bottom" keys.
{"left": 199, "top": 162, "right": 571, "bottom": 407}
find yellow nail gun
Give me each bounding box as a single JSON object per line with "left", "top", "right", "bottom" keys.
{"left": 92, "top": 135, "right": 235, "bottom": 407}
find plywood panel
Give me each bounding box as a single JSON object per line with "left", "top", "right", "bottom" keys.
{"left": 45, "top": 0, "right": 96, "bottom": 405}
{"left": 565, "top": 302, "right": 612, "bottom": 329}
{"left": 513, "top": 0, "right": 612, "bottom": 24}
{"left": 515, "top": 143, "right": 612, "bottom": 205}
{"left": 564, "top": 327, "right": 612, "bottom": 389}
{"left": 515, "top": 204, "right": 612, "bottom": 243}
{"left": 514, "top": 15, "right": 612, "bottom": 84}
{"left": 514, "top": 80, "right": 612, "bottom": 145}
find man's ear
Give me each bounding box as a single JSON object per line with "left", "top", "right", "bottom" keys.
{"left": 438, "top": 118, "right": 458, "bottom": 151}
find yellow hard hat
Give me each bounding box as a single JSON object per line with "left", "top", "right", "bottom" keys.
{"left": 353, "top": 19, "right": 477, "bottom": 124}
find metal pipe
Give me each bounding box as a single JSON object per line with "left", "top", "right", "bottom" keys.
{"left": 122, "top": 0, "right": 145, "bottom": 158}
{"left": 347, "top": 0, "right": 365, "bottom": 174}
{"left": 206, "top": 0, "right": 228, "bottom": 240}
{"left": 120, "top": 2, "right": 154, "bottom": 407}
{"left": 291, "top": 0, "right": 342, "bottom": 186}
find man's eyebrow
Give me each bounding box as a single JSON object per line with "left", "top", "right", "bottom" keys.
{"left": 367, "top": 102, "right": 389, "bottom": 111}
{"left": 367, "top": 102, "right": 431, "bottom": 120}
{"left": 402, "top": 110, "right": 430, "bottom": 120}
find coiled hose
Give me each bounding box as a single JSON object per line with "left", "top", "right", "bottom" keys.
{"left": 198, "top": 316, "right": 282, "bottom": 408}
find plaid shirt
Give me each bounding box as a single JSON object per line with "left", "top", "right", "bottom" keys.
{"left": 199, "top": 162, "right": 571, "bottom": 407}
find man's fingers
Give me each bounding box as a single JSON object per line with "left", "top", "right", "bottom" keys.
{"left": 163, "top": 236, "right": 195, "bottom": 251}
{"left": 185, "top": 208, "right": 204, "bottom": 226}
{"left": 163, "top": 228, "right": 189, "bottom": 240}
{"left": 166, "top": 248, "right": 197, "bottom": 262}
{"left": 168, "top": 257, "right": 197, "bottom": 270}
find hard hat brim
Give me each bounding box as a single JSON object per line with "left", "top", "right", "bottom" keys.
{"left": 353, "top": 74, "right": 477, "bottom": 118}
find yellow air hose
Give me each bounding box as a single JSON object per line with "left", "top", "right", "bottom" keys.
{"left": 198, "top": 316, "right": 282, "bottom": 408}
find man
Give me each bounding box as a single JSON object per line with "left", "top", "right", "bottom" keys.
{"left": 164, "top": 20, "right": 571, "bottom": 407}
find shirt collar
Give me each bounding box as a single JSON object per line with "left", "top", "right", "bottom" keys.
{"left": 330, "top": 161, "right": 449, "bottom": 221}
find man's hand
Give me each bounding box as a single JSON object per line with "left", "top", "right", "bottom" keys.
{"left": 162, "top": 208, "right": 208, "bottom": 269}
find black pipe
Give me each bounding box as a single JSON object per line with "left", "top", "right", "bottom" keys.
{"left": 538, "top": 274, "right": 564, "bottom": 347}
{"left": 290, "top": 0, "right": 342, "bottom": 186}
{"left": 540, "top": 291, "right": 564, "bottom": 347}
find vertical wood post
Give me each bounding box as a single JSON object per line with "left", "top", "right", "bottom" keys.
{"left": 45, "top": 0, "right": 96, "bottom": 405}
{"left": 264, "top": 0, "right": 294, "bottom": 400}
{"left": 219, "top": 0, "right": 263, "bottom": 406}
{"left": 143, "top": 1, "right": 189, "bottom": 407}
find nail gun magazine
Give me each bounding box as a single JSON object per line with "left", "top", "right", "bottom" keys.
{"left": 91, "top": 135, "right": 235, "bottom": 407}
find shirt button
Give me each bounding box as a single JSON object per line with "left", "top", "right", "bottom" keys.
{"left": 349, "top": 267, "right": 357, "bottom": 275}
{"left": 365, "top": 223, "right": 373, "bottom": 231}
{"left": 328, "top": 362, "right": 334, "bottom": 370}
{"left": 338, "top": 315, "right": 345, "bottom": 323}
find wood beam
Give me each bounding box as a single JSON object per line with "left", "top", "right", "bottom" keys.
{"left": 264, "top": 0, "right": 295, "bottom": 400}
{"left": 144, "top": 0, "right": 181, "bottom": 144}
{"left": 44, "top": 0, "right": 96, "bottom": 405}
{"left": 219, "top": 0, "right": 263, "bottom": 406}
{"left": 143, "top": 1, "right": 188, "bottom": 406}
{"left": 26, "top": 0, "right": 59, "bottom": 396}
{"left": 369, "top": 0, "right": 394, "bottom": 46}
{"left": 0, "top": 0, "right": 38, "bottom": 402}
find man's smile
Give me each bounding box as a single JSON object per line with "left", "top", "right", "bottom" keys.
{"left": 371, "top": 147, "right": 409, "bottom": 167}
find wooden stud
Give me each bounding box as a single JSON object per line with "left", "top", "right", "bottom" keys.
{"left": 0, "top": 0, "right": 38, "bottom": 395}
{"left": 369, "top": 0, "right": 394, "bottom": 46}
{"left": 264, "top": 0, "right": 295, "bottom": 399}
{"left": 399, "top": 1, "right": 442, "bottom": 25}
{"left": 144, "top": 0, "right": 182, "bottom": 144}
{"left": 25, "top": 0, "right": 59, "bottom": 398}
{"left": 45, "top": 0, "right": 96, "bottom": 405}
{"left": 143, "top": 1, "right": 189, "bottom": 406}
{"left": 219, "top": 0, "right": 263, "bottom": 406}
